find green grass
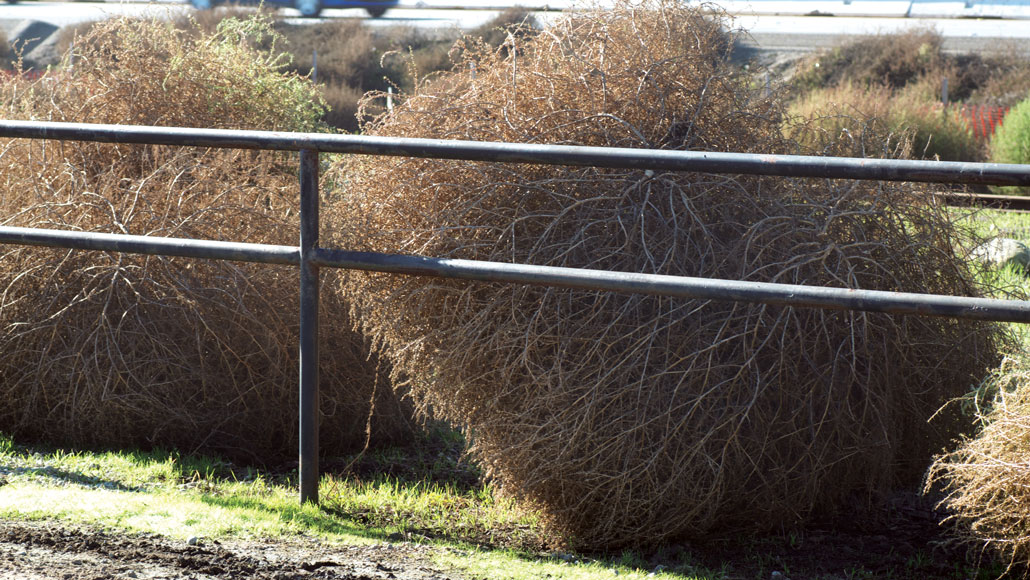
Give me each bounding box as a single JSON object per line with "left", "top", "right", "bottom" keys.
{"left": 951, "top": 206, "right": 1030, "bottom": 304}
{"left": 0, "top": 432, "right": 711, "bottom": 579}
{"left": 955, "top": 206, "right": 1030, "bottom": 241}
{"left": 0, "top": 442, "right": 347, "bottom": 540}
{"left": 0, "top": 411, "right": 1007, "bottom": 579}
{"left": 949, "top": 206, "right": 1030, "bottom": 420}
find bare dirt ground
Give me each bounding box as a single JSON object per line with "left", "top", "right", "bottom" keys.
{"left": 0, "top": 520, "right": 459, "bottom": 580}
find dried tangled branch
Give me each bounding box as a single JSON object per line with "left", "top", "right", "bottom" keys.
{"left": 0, "top": 16, "right": 413, "bottom": 463}
{"left": 326, "top": 0, "right": 999, "bottom": 548}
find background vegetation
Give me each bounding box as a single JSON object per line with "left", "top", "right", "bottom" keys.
{"left": 787, "top": 28, "right": 1030, "bottom": 163}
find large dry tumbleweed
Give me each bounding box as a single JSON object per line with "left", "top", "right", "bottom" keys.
{"left": 0, "top": 16, "right": 413, "bottom": 463}
{"left": 325, "top": 1, "right": 1000, "bottom": 548}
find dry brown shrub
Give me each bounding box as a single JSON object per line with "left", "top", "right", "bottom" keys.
{"left": 54, "top": 20, "right": 100, "bottom": 57}
{"left": 172, "top": 5, "right": 273, "bottom": 36}
{"left": 792, "top": 28, "right": 1030, "bottom": 111}
{"left": 0, "top": 16, "right": 413, "bottom": 463}
{"left": 325, "top": 0, "right": 1000, "bottom": 548}
{"left": 969, "top": 48, "right": 1030, "bottom": 109}
{"left": 784, "top": 82, "right": 902, "bottom": 157}
{"left": 275, "top": 21, "right": 450, "bottom": 131}
{"left": 466, "top": 6, "right": 539, "bottom": 51}
{"left": 786, "top": 80, "right": 985, "bottom": 162}
{"left": 276, "top": 19, "right": 375, "bottom": 90}
{"left": 793, "top": 28, "right": 945, "bottom": 94}
{"left": 927, "top": 353, "right": 1030, "bottom": 577}
{"left": 273, "top": 14, "right": 537, "bottom": 132}
{"left": 320, "top": 81, "right": 366, "bottom": 133}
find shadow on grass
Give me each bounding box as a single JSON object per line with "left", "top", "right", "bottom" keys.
{"left": 195, "top": 491, "right": 412, "bottom": 545}
{"left": 0, "top": 464, "right": 149, "bottom": 492}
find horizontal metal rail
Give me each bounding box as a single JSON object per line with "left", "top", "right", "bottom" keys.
{"left": 314, "top": 249, "right": 1030, "bottom": 322}
{"left": 1, "top": 120, "right": 1029, "bottom": 506}
{"left": 933, "top": 190, "right": 1030, "bottom": 212}
{"left": 2, "top": 120, "right": 1030, "bottom": 187}
{"left": 0, "top": 226, "right": 299, "bottom": 264}
{"left": 2, "top": 225, "right": 1028, "bottom": 323}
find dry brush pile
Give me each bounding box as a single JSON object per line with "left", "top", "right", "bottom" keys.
{"left": 0, "top": 16, "right": 412, "bottom": 463}
{"left": 325, "top": 1, "right": 1002, "bottom": 549}
{"left": 927, "top": 353, "right": 1030, "bottom": 576}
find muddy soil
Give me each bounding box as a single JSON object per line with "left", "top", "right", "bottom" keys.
{"left": 0, "top": 520, "right": 459, "bottom": 580}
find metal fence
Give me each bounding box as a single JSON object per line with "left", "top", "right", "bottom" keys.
{"left": 2, "top": 119, "right": 1030, "bottom": 505}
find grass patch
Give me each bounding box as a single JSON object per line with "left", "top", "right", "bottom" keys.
{"left": 949, "top": 206, "right": 1030, "bottom": 300}
{"left": 0, "top": 430, "right": 535, "bottom": 545}
{"left": 0, "top": 431, "right": 720, "bottom": 579}
{"left": 949, "top": 206, "right": 1030, "bottom": 362}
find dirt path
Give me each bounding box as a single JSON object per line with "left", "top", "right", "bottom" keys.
{"left": 0, "top": 520, "right": 460, "bottom": 580}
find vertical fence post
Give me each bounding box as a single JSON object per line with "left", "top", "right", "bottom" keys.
{"left": 299, "top": 149, "right": 320, "bottom": 504}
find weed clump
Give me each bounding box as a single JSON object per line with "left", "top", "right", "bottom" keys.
{"left": 786, "top": 79, "right": 983, "bottom": 162}
{"left": 785, "top": 82, "right": 899, "bottom": 157}
{"left": 927, "top": 353, "right": 1030, "bottom": 576}
{"left": 0, "top": 16, "right": 413, "bottom": 463}
{"left": 890, "top": 79, "right": 982, "bottom": 162}
{"left": 326, "top": 0, "right": 1000, "bottom": 549}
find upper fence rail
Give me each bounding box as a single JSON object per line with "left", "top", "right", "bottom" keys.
{"left": 3, "top": 119, "right": 1030, "bottom": 503}
{"left": 2, "top": 120, "right": 1030, "bottom": 324}
{"left": 3, "top": 120, "right": 1030, "bottom": 187}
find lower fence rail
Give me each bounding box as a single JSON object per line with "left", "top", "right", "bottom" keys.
{"left": 1, "top": 120, "right": 1029, "bottom": 505}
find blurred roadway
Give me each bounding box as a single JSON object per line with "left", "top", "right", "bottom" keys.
{"left": 0, "top": 0, "right": 1027, "bottom": 54}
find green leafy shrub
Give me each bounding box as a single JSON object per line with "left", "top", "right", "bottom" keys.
{"left": 989, "top": 93, "right": 1030, "bottom": 194}
{"left": 991, "top": 93, "right": 1030, "bottom": 164}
